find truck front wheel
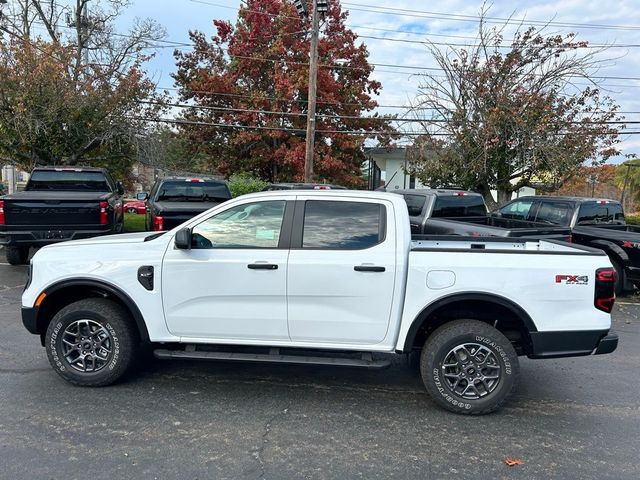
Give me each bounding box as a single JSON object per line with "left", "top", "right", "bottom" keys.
{"left": 45, "top": 298, "right": 138, "bottom": 386}
{"left": 5, "top": 246, "right": 29, "bottom": 265}
{"left": 420, "top": 319, "right": 519, "bottom": 415}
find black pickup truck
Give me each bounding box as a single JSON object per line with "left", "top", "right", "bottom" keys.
{"left": 144, "top": 176, "right": 231, "bottom": 231}
{"left": 492, "top": 196, "right": 639, "bottom": 294}
{"left": 397, "top": 189, "right": 570, "bottom": 239}
{"left": 0, "top": 167, "right": 124, "bottom": 265}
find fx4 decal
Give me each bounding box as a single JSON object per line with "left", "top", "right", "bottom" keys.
{"left": 555, "top": 274, "right": 589, "bottom": 285}
{"left": 622, "top": 241, "right": 639, "bottom": 249}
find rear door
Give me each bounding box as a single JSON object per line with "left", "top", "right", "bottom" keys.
{"left": 287, "top": 197, "right": 397, "bottom": 345}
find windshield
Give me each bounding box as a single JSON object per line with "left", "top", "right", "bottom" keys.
{"left": 26, "top": 170, "right": 111, "bottom": 191}
{"left": 155, "top": 181, "right": 231, "bottom": 202}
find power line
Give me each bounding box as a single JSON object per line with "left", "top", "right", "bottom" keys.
{"left": 141, "top": 99, "right": 640, "bottom": 125}
{"left": 132, "top": 116, "right": 640, "bottom": 136}
{"left": 340, "top": 2, "right": 640, "bottom": 32}
{"left": 156, "top": 87, "right": 640, "bottom": 115}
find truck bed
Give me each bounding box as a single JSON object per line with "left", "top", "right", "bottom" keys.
{"left": 420, "top": 216, "right": 571, "bottom": 239}
{"left": 411, "top": 236, "right": 605, "bottom": 255}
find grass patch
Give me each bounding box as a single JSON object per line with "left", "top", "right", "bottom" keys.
{"left": 124, "top": 213, "right": 146, "bottom": 232}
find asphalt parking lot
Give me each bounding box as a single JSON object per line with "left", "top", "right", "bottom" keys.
{"left": 1, "top": 257, "right": 639, "bottom": 480}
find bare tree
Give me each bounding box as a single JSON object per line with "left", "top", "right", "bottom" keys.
{"left": 406, "top": 7, "right": 626, "bottom": 208}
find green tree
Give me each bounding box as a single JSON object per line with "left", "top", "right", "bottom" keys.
{"left": 406, "top": 10, "right": 626, "bottom": 209}
{"left": 173, "top": 0, "right": 395, "bottom": 187}
{"left": 228, "top": 173, "right": 268, "bottom": 197}
{"left": 0, "top": 1, "right": 166, "bottom": 178}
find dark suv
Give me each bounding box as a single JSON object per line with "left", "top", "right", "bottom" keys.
{"left": 144, "top": 176, "right": 231, "bottom": 231}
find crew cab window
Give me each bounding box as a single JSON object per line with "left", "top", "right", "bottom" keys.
{"left": 26, "top": 170, "right": 111, "bottom": 191}
{"left": 191, "top": 201, "right": 285, "bottom": 249}
{"left": 577, "top": 202, "right": 625, "bottom": 225}
{"left": 156, "top": 181, "right": 231, "bottom": 202}
{"left": 432, "top": 195, "right": 487, "bottom": 217}
{"left": 302, "top": 201, "right": 384, "bottom": 249}
{"left": 534, "top": 201, "right": 573, "bottom": 226}
{"left": 498, "top": 200, "right": 534, "bottom": 220}
{"left": 402, "top": 194, "right": 426, "bottom": 217}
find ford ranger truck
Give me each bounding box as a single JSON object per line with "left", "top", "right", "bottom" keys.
{"left": 21, "top": 191, "right": 618, "bottom": 415}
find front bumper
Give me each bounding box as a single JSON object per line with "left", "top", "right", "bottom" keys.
{"left": 22, "top": 306, "right": 39, "bottom": 335}
{"left": 528, "top": 329, "right": 618, "bottom": 359}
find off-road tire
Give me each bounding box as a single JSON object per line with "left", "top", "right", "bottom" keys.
{"left": 45, "top": 298, "right": 138, "bottom": 386}
{"left": 5, "top": 246, "right": 29, "bottom": 265}
{"left": 420, "top": 319, "right": 519, "bottom": 415}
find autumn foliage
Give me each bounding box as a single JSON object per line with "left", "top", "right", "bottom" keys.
{"left": 173, "top": 0, "right": 394, "bottom": 186}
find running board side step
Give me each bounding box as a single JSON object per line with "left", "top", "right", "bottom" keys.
{"left": 153, "top": 347, "right": 391, "bottom": 369}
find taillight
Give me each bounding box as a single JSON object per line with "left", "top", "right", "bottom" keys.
{"left": 594, "top": 267, "right": 616, "bottom": 313}
{"left": 153, "top": 215, "right": 164, "bottom": 231}
{"left": 0, "top": 200, "right": 5, "bottom": 225}
{"left": 567, "top": 233, "right": 573, "bottom": 243}
{"left": 99, "top": 201, "right": 108, "bottom": 225}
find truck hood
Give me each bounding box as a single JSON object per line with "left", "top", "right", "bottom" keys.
{"left": 43, "top": 231, "right": 157, "bottom": 248}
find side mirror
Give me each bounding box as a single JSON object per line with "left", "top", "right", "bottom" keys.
{"left": 137, "top": 192, "right": 149, "bottom": 201}
{"left": 116, "top": 181, "right": 125, "bottom": 196}
{"left": 174, "top": 228, "right": 192, "bottom": 249}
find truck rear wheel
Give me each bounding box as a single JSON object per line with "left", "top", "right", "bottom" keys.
{"left": 420, "top": 319, "right": 519, "bottom": 415}
{"left": 5, "top": 246, "right": 29, "bottom": 265}
{"left": 45, "top": 298, "right": 138, "bottom": 387}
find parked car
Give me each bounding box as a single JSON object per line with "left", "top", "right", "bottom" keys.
{"left": 263, "top": 183, "right": 347, "bottom": 191}
{"left": 144, "top": 176, "right": 231, "bottom": 231}
{"left": 492, "top": 196, "right": 638, "bottom": 294}
{"left": 397, "top": 189, "right": 570, "bottom": 239}
{"left": 22, "top": 191, "right": 617, "bottom": 415}
{"left": 0, "top": 167, "right": 124, "bottom": 265}
{"left": 124, "top": 200, "right": 146, "bottom": 215}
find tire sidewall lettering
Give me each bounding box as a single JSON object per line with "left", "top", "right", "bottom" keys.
{"left": 50, "top": 321, "right": 66, "bottom": 372}
{"left": 475, "top": 335, "right": 512, "bottom": 375}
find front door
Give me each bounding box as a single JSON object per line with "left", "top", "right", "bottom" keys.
{"left": 162, "top": 199, "right": 292, "bottom": 341}
{"left": 287, "top": 198, "right": 397, "bottom": 345}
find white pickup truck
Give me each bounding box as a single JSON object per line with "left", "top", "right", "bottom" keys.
{"left": 22, "top": 191, "right": 618, "bottom": 414}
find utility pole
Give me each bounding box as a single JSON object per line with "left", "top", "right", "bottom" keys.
{"left": 304, "top": 0, "right": 320, "bottom": 183}
{"left": 295, "top": 1, "right": 328, "bottom": 183}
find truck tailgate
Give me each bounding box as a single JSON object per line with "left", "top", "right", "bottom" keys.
{"left": 3, "top": 192, "right": 109, "bottom": 227}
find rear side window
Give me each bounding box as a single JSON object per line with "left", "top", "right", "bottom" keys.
{"left": 302, "top": 201, "right": 385, "bottom": 249}
{"left": 577, "top": 202, "right": 625, "bottom": 225}
{"left": 534, "top": 201, "right": 573, "bottom": 225}
{"left": 432, "top": 195, "right": 486, "bottom": 217}
{"left": 499, "top": 200, "right": 534, "bottom": 220}
{"left": 402, "top": 194, "right": 427, "bottom": 217}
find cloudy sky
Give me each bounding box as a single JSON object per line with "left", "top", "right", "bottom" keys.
{"left": 114, "top": 0, "right": 640, "bottom": 159}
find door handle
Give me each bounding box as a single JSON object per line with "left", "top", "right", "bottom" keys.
{"left": 354, "top": 265, "right": 385, "bottom": 272}
{"left": 248, "top": 263, "right": 278, "bottom": 270}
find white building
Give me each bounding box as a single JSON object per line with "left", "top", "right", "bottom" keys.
{"left": 365, "top": 147, "right": 534, "bottom": 201}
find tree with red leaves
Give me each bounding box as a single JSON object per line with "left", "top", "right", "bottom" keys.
{"left": 173, "top": 0, "right": 395, "bottom": 186}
